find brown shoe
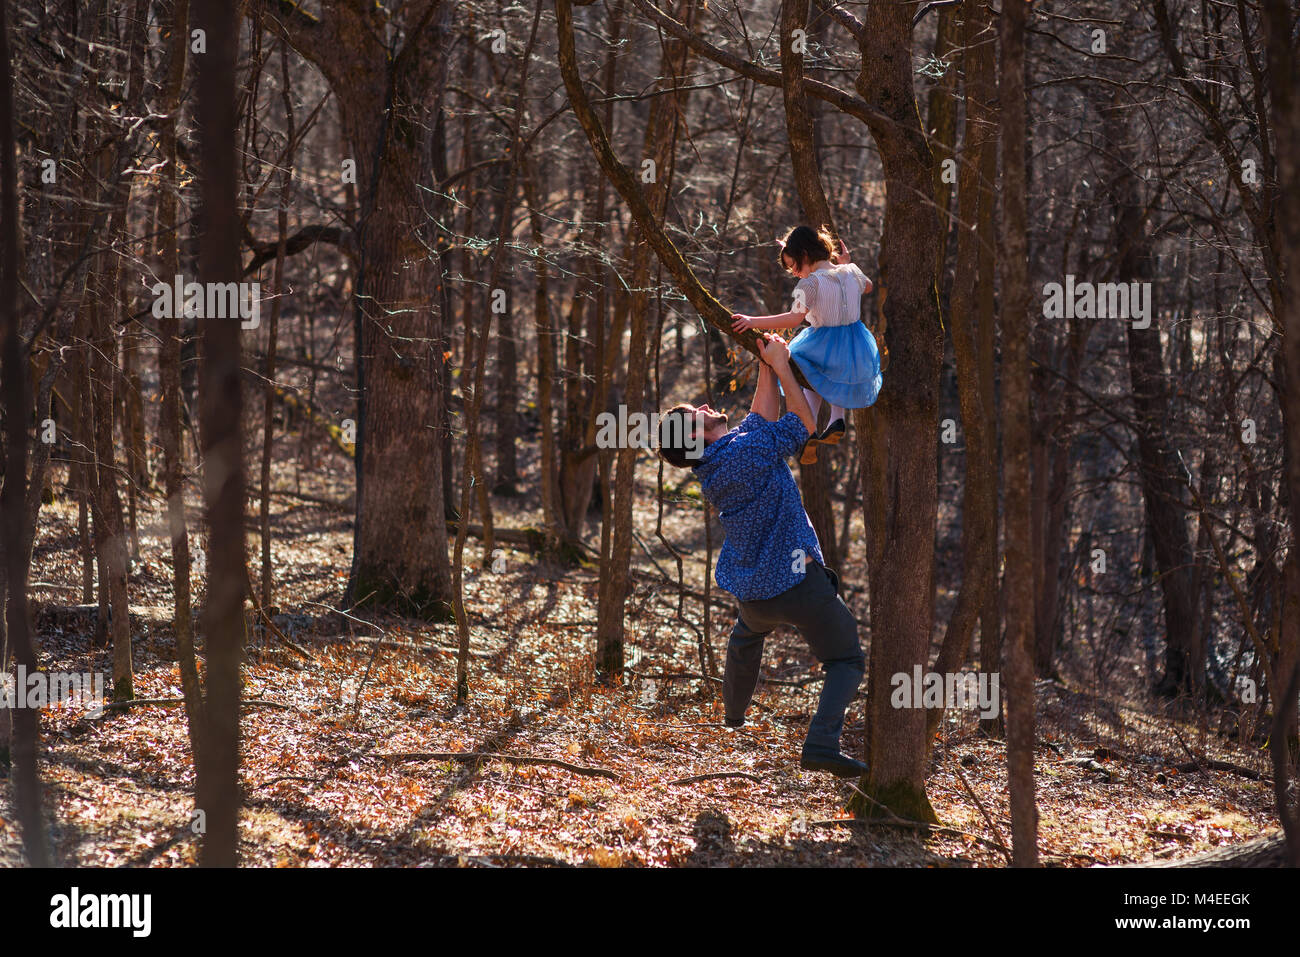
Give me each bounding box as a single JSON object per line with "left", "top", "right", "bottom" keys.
{"left": 818, "top": 418, "right": 846, "bottom": 445}
{"left": 799, "top": 437, "right": 819, "bottom": 465}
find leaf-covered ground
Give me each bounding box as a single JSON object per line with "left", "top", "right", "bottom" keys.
{"left": 0, "top": 441, "right": 1281, "bottom": 868}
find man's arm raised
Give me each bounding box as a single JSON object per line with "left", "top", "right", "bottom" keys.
{"left": 751, "top": 358, "right": 781, "bottom": 422}
{"left": 757, "top": 335, "right": 817, "bottom": 436}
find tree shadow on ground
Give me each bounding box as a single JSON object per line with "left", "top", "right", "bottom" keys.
{"left": 680, "top": 807, "right": 961, "bottom": 867}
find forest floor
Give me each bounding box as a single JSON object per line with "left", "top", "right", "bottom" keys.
{"left": 0, "top": 436, "right": 1282, "bottom": 868}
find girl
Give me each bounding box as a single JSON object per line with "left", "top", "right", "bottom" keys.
{"left": 731, "top": 225, "right": 883, "bottom": 465}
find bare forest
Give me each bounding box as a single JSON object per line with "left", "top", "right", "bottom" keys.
{"left": 1, "top": 0, "right": 1299, "bottom": 876}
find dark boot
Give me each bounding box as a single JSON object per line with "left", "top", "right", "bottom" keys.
{"left": 799, "top": 747, "right": 867, "bottom": 777}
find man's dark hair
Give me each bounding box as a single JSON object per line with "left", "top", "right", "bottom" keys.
{"left": 657, "top": 404, "right": 701, "bottom": 469}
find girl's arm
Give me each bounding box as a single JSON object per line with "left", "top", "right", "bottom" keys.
{"left": 835, "top": 240, "right": 875, "bottom": 293}
{"left": 731, "top": 310, "right": 804, "bottom": 333}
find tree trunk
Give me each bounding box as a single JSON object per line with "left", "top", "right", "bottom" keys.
{"left": 926, "top": 0, "right": 998, "bottom": 739}
{"left": 89, "top": 258, "right": 134, "bottom": 701}
{"left": 452, "top": 2, "right": 543, "bottom": 703}
{"left": 998, "top": 0, "right": 1038, "bottom": 866}
{"left": 265, "top": 1, "right": 454, "bottom": 620}
{"left": 781, "top": 0, "right": 841, "bottom": 570}
{"left": 194, "top": 0, "right": 245, "bottom": 868}
{"left": 522, "top": 159, "right": 563, "bottom": 545}
{"left": 1262, "top": 0, "right": 1300, "bottom": 865}
{"left": 925, "top": 5, "right": 959, "bottom": 282}
{"left": 1135, "top": 830, "right": 1293, "bottom": 868}
{"left": 844, "top": 0, "right": 945, "bottom": 823}
{"left": 259, "top": 39, "right": 294, "bottom": 610}
{"left": 0, "top": 0, "right": 51, "bottom": 866}
{"left": 1102, "top": 90, "right": 1201, "bottom": 700}
{"left": 493, "top": 117, "right": 521, "bottom": 496}
{"left": 596, "top": 0, "right": 698, "bottom": 681}
{"left": 158, "top": 0, "right": 204, "bottom": 771}
{"left": 91, "top": 0, "right": 151, "bottom": 703}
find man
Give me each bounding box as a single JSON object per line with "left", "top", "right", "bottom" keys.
{"left": 658, "top": 333, "right": 866, "bottom": 776}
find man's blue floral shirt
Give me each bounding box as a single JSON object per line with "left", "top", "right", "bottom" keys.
{"left": 692, "top": 412, "right": 824, "bottom": 602}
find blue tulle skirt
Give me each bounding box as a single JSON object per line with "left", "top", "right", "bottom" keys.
{"left": 785, "top": 322, "right": 882, "bottom": 410}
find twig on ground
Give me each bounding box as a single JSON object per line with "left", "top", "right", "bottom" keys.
{"left": 1170, "top": 726, "right": 1205, "bottom": 772}
{"left": 670, "top": 771, "right": 764, "bottom": 786}
{"left": 376, "top": 751, "right": 621, "bottom": 780}
{"left": 96, "top": 697, "right": 294, "bottom": 713}
{"left": 1169, "top": 759, "right": 1267, "bottom": 782}
{"left": 302, "top": 599, "right": 389, "bottom": 637}
{"left": 939, "top": 743, "right": 1011, "bottom": 862}
{"left": 1100, "top": 740, "right": 1269, "bottom": 783}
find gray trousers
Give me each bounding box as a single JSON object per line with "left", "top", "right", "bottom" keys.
{"left": 723, "top": 562, "right": 865, "bottom": 753}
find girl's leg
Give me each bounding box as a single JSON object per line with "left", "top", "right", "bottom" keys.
{"left": 820, "top": 404, "right": 848, "bottom": 444}
{"left": 801, "top": 388, "right": 823, "bottom": 421}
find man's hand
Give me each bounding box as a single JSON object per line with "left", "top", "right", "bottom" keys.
{"left": 757, "top": 333, "right": 791, "bottom": 369}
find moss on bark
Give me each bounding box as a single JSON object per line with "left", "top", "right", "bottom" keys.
{"left": 350, "top": 573, "right": 454, "bottom": 623}
{"left": 848, "top": 777, "right": 939, "bottom": 824}
{"left": 112, "top": 676, "right": 134, "bottom": 703}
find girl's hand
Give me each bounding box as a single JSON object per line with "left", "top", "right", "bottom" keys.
{"left": 837, "top": 238, "right": 851, "bottom": 263}
{"left": 731, "top": 314, "right": 755, "bottom": 332}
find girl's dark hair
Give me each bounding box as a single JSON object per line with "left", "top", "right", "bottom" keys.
{"left": 779, "top": 225, "right": 835, "bottom": 270}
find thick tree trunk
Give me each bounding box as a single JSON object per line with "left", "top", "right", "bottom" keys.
{"left": 1262, "top": 0, "right": 1300, "bottom": 865}
{"left": 999, "top": 0, "right": 1038, "bottom": 866}
{"left": 975, "top": 56, "right": 1002, "bottom": 735}
{"left": 1134, "top": 830, "right": 1292, "bottom": 868}
{"left": 1033, "top": 290, "right": 1083, "bottom": 683}
{"left": 0, "top": 0, "right": 50, "bottom": 866}
{"left": 843, "top": 0, "right": 945, "bottom": 824}
{"left": 344, "top": 127, "right": 452, "bottom": 616}
{"left": 265, "top": 1, "right": 454, "bottom": 620}
{"left": 194, "top": 0, "right": 244, "bottom": 868}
